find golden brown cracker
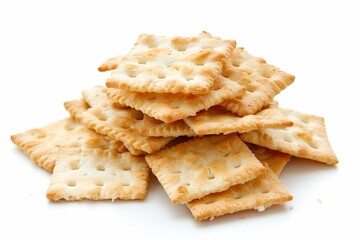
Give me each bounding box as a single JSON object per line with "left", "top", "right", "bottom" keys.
{"left": 220, "top": 48, "right": 295, "bottom": 116}
{"left": 145, "top": 134, "right": 266, "bottom": 204}
{"left": 47, "top": 150, "right": 150, "bottom": 201}
{"left": 184, "top": 105, "right": 293, "bottom": 135}
{"left": 241, "top": 108, "right": 338, "bottom": 165}
{"left": 10, "top": 117, "right": 125, "bottom": 172}
{"left": 107, "top": 75, "right": 246, "bottom": 123}
{"left": 106, "top": 32, "right": 236, "bottom": 94}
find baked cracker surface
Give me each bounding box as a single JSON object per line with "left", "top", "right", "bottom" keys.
{"left": 240, "top": 108, "right": 338, "bottom": 165}
{"left": 184, "top": 104, "right": 293, "bottom": 135}
{"left": 107, "top": 75, "right": 246, "bottom": 123}
{"left": 47, "top": 150, "right": 149, "bottom": 201}
{"left": 220, "top": 48, "right": 295, "bottom": 116}
{"left": 64, "top": 85, "right": 173, "bottom": 154}
{"left": 10, "top": 117, "right": 125, "bottom": 172}
{"left": 145, "top": 134, "right": 266, "bottom": 204}
{"left": 106, "top": 32, "right": 236, "bottom": 94}
{"left": 186, "top": 164, "right": 292, "bottom": 221}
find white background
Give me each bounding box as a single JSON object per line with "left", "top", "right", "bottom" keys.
{"left": 0, "top": 0, "right": 359, "bottom": 239}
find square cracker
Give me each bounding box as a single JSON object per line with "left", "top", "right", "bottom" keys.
{"left": 47, "top": 150, "right": 150, "bottom": 201}
{"left": 10, "top": 117, "right": 126, "bottom": 172}
{"left": 138, "top": 115, "right": 196, "bottom": 137}
{"left": 145, "top": 134, "right": 266, "bottom": 204}
{"left": 106, "top": 75, "right": 246, "bottom": 123}
{"left": 240, "top": 108, "right": 338, "bottom": 165}
{"left": 186, "top": 164, "right": 293, "bottom": 221}
{"left": 184, "top": 104, "right": 293, "bottom": 135}
{"left": 220, "top": 47, "right": 295, "bottom": 116}
{"left": 106, "top": 32, "right": 236, "bottom": 94}
{"left": 247, "top": 144, "right": 291, "bottom": 176}
{"left": 64, "top": 85, "right": 174, "bottom": 154}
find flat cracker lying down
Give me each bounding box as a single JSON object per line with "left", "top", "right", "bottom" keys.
{"left": 187, "top": 163, "right": 292, "bottom": 221}
{"left": 10, "top": 117, "right": 126, "bottom": 172}
{"left": 145, "top": 134, "right": 266, "bottom": 204}
{"left": 106, "top": 32, "right": 236, "bottom": 94}
{"left": 184, "top": 105, "right": 293, "bottom": 135}
{"left": 47, "top": 150, "right": 150, "bottom": 201}
{"left": 64, "top": 85, "right": 173, "bottom": 154}
{"left": 220, "top": 47, "right": 295, "bottom": 116}
{"left": 241, "top": 108, "right": 338, "bottom": 165}
{"left": 107, "top": 75, "right": 245, "bottom": 123}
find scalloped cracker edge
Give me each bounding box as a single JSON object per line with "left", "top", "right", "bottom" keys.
{"left": 240, "top": 108, "right": 338, "bottom": 165}
{"left": 10, "top": 117, "right": 126, "bottom": 172}
{"left": 47, "top": 150, "right": 150, "bottom": 201}
{"left": 145, "top": 134, "right": 266, "bottom": 204}
{"left": 106, "top": 32, "right": 236, "bottom": 94}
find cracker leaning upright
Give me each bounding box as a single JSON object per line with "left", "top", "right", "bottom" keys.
{"left": 106, "top": 32, "right": 236, "bottom": 94}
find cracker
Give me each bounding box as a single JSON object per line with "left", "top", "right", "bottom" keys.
{"left": 138, "top": 115, "right": 196, "bottom": 137}
{"left": 107, "top": 75, "right": 246, "bottom": 123}
{"left": 186, "top": 164, "right": 293, "bottom": 221}
{"left": 98, "top": 55, "right": 123, "bottom": 72}
{"left": 247, "top": 144, "right": 291, "bottom": 176}
{"left": 145, "top": 134, "right": 266, "bottom": 204}
{"left": 240, "top": 108, "right": 338, "bottom": 165}
{"left": 64, "top": 85, "right": 173, "bottom": 154}
{"left": 220, "top": 48, "right": 295, "bottom": 116}
{"left": 10, "top": 117, "right": 126, "bottom": 172}
{"left": 106, "top": 32, "right": 236, "bottom": 94}
{"left": 47, "top": 150, "right": 150, "bottom": 201}
{"left": 184, "top": 104, "right": 293, "bottom": 135}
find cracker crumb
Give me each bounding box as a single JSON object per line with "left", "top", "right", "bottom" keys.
{"left": 257, "top": 206, "right": 266, "bottom": 212}
{"left": 209, "top": 216, "right": 215, "bottom": 221}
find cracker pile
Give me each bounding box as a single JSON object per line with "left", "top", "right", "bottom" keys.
{"left": 11, "top": 32, "right": 338, "bottom": 221}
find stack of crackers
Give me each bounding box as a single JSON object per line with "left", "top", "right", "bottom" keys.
{"left": 11, "top": 31, "right": 338, "bottom": 221}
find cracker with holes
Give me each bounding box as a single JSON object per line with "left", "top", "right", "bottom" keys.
{"left": 145, "top": 134, "right": 266, "bottom": 204}
{"left": 241, "top": 108, "right": 338, "bottom": 165}
{"left": 10, "top": 117, "right": 126, "bottom": 172}
{"left": 184, "top": 104, "right": 293, "bottom": 135}
{"left": 186, "top": 164, "right": 293, "bottom": 221}
{"left": 106, "top": 32, "right": 236, "bottom": 94}
{"left": 64, "top": 85, "right": 174, "bottom": 154}
{"left": 138, "top": 115, "right": 196, "bottom": 137}
{"left": 220, "top": 48, "right": 295, "bottom": 116}
{"left": 47, "top": 150, "right": 150, "bottom": 201}
{"left": 107, "top": 75, "right": 246, "bottom": 123}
